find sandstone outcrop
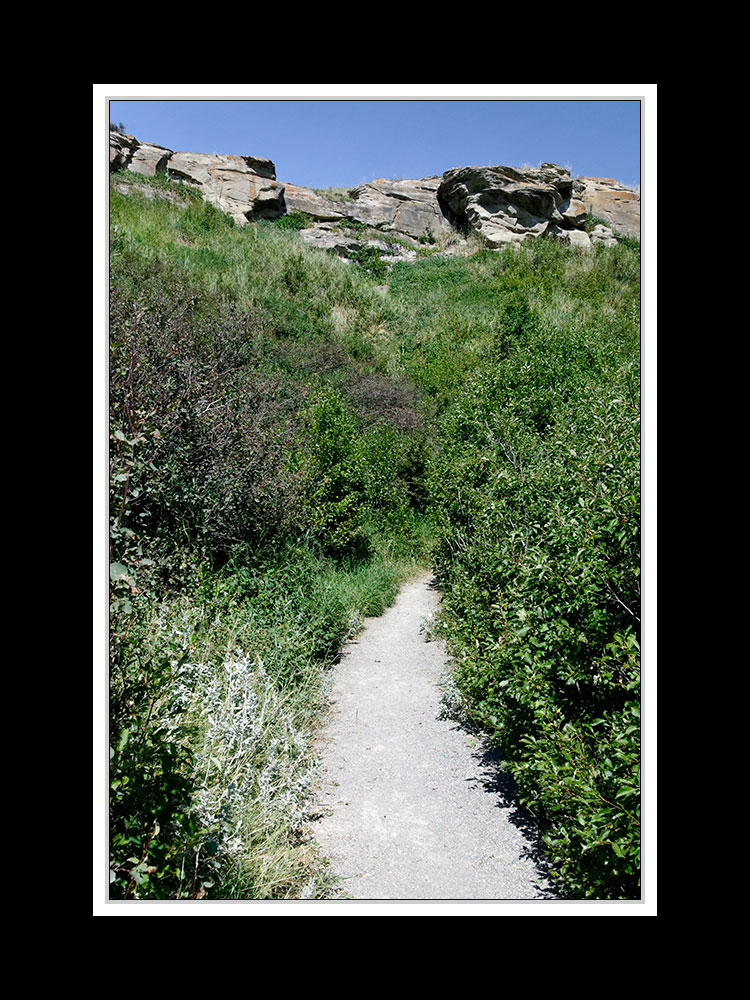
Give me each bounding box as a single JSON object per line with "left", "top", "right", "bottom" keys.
{"left": 110, "top": 130, "right": 639, "bottom": 255}
{"left": 109, "top": 132, "right": 173, "bottom": 177}
{"left": 283, "top": 176, "right": 452, "bottom": 239}
{"left": 109, "top": 131, "right": 285, "bottom": 224}
{"left": 576, "top": 176, "right": 640, "bottom": 239}
{"left": 281, "top": 176, "right": 455, "bottom": 262}
{"left": 437, "top": 163, "right": 589, "bottom": 248}
{"left": 166, "top": 150, "right": 284, "bottom": 223}
{"left": 281, "top": 184, "right": 348, "bottom": 222}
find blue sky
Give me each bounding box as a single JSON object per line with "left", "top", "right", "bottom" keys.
{"left": 106, "top": 93, "right": 643, "bottom": 190}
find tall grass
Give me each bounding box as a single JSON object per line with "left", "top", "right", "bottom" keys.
{"left": 110, "top": 543, "right": 424, "bottom": 899}
{"left": 110, "top": 174, "right": 400, "bottom": 372}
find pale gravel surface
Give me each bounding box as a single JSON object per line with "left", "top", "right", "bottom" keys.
{"left": 311, "top": 572, "right": 557, "bottom": 900}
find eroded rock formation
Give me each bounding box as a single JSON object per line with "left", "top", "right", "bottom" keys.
{"left": 109, "top": 132, "right": 284, "bottom": 224}
{"left": 576, "top": 176, "right": 640, "bottom": 240}
{"left": 109, "top": 130, "right": 639, "bottom": 256}
{"left": 437, "top": 163, "right": 589, "bottom": 247}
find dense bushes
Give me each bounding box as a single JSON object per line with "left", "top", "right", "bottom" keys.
{"left": 424, "top": 241, "right": 641, "bottom": 898}
{"left": 109, "top": 249, "right": 299, "bottom": 586}
{"left": 109, "top": 184, "right": 430, "bottom": 898}
{"left": 291, "top": 387, "right": 420, "bottom": 556}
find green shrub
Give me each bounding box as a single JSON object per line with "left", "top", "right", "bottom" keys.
{"left": 347, "top": 244, "right": 389, "bottom": 281}
{"left": 109, "top": 253, "right": 302, "bottom": 575}
{"left": 426, "top": 242, "right": 641, "bottom": 898}
{"left": 271, "top": 211, "right": 314, "bottom": 231}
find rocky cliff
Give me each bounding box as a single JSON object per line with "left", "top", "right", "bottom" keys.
{"left": 110, "top": 130, "right": 640, "bottom": 260}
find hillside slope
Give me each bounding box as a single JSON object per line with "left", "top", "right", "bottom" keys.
{"left": 108, "top": 164, "right": 640, "bottom": 901}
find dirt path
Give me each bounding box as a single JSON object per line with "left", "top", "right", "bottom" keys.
{"left": 311, "top": 572, "right": 556, "bottom": 900}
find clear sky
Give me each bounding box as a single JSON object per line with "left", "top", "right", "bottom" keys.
{"left": 106, "top": 91, "right": 643, "bottom": 190}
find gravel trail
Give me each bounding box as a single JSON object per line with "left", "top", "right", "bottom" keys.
{"left": 311, "top": 572, "right": 556, "bottom": 900}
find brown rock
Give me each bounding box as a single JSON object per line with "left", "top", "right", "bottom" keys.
{"left": 577, "top": 177, "right": 640, "bottom": 239}
{"left": 282, "top": 184, "right": 347, "bottom": 221}
{"left": 165, "top": 150, "right": 285, "bottom": 223}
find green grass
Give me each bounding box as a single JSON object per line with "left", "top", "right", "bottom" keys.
{"left": 110, "top": 179, "right": 406, "bottom": 374}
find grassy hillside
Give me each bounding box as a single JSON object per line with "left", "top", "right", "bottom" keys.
{"left": 108, "top": 171, "right": 641, "bottom": 900}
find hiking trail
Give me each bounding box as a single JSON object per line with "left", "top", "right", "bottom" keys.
{"left": 311, "top": 571, "right": 556, "bottom": 900}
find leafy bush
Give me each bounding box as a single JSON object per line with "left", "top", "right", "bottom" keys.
{"left": 271, "top": 211, "right": 314, "bottom": 231}
{"left": 109, "top": 178, "right": 431, "bottom": 898}
{"left": 109, "top": 633, "right": 202, "bottom": 899}
{"left": 347, "top": 244, "right": 389, "bottom": 281}
{"left": 109, "top": 252, "right": 301, "bottom": 576}
{"left": 290, "top": 387, "right": 417, "bottom": 558}
{"left": 425, "top": 241, "right": 641, "bottom": 898}
{"left": 290, "top": 388, "right": 369, "bottom": 556}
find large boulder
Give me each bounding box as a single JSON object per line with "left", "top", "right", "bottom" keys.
{"left": 589, "top": 223, "right": 619, "bottom": 247}
{"left": 296, "top": 227, "right": 367, "bottom": 255}
{"left": 166, "top": 151, "right": 284, "bottom": 223}
{"left": 109, "top": 132, "right": 172, "bottom": 176}
{"left": 109, "top": 131, "right": 137, "bottom": 172}
{"left": 344, "top": 177, "right": 452, "bottom": 238}
{"left": 282, "top": 184, "right": 348, "bottom": 222}
{"left": 437, "top": 162, "right": 587, "bottom": 247}
{"left": 279, "top": 175, "right": 457, "bottom": 264}
{"left": 576, "top": 176, "right": 640, "bottom": 239}
{"left": 109, "top": 131, "right": 285, "bottom": 224}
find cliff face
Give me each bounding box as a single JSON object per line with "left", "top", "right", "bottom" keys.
{"left": 110, "top": 131, "right": 640, "bottom": 255}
